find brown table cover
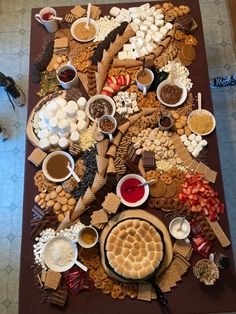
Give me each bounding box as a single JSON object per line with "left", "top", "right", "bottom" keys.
{"left": 19, "top": 1, "right": 236, "bottom": 313}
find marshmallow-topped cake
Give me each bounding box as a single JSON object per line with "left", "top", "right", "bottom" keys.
{"left": 105, "top": 218, "right": 164, "bottom": 280}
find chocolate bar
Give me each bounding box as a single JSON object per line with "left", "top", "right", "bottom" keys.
{"left": 126, "top": 145, "right": 140, "bottom": 165}
{"left": 175, "top": 14, "right": 193, "bottom": 32}
{"left": 142, "top": 151, "right": 156, "bottom": 171}
{"left": 48, "top": 286, "right": 68, "bottom": 307}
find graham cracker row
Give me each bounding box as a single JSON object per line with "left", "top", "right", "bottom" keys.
{"left": 101, "top": 192, "right": 121, "bottom": 214}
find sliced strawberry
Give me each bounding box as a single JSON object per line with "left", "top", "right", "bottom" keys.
{"left": 103, "top": 86, "right": 114, "bottom": 93}
{"left": 109, "top": 83, "right": 120, "bottom": 91}
{"left": 125, "top": 74, "right": 131, "bottom": 85}
{"left": 101, "top": 90, "right": 113, "bottom": 97}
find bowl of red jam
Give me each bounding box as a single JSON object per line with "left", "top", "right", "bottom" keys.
{"left": 116, "top": 174, "right": 149, "bottom": 207}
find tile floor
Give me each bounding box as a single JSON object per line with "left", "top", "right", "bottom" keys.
{"left": 0, "top": 0, "right": 235, "bottom": 313}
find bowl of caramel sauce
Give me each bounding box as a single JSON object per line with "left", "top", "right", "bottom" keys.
{"left": 42, "top": 151, "right": 74, "bottom": 182}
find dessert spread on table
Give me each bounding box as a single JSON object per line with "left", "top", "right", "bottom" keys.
{"left": 27, "top": 1, "right": 232, "bottom": 309}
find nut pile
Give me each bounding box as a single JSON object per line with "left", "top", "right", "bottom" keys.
{"left": 34, "top": 185, "right": 77, "bottom": 222}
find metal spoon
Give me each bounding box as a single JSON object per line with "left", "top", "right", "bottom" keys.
{"left": 177, "top": 217, "right": 186, "bottom": 231}
{"left": 197, "top": 92, "right": 202, "bottom": 111}
{"left": 51, "top": 16, "right": 63, "bottom": 21}
{"left": 67, "top": 163, "right": 80, "bottom": 183}
{"left": 125, "top": 179, "right": 156, "bottom": 193}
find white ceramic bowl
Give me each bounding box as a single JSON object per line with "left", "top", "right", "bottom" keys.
{"left": 86, "top": 94, "right": 116, "bottom": 122}
{"left": 116, "top": 174, "right": 149, "bottom": 207}
{"left": 71, "top": 17, "right": 98, "bottom": 42}
{"left": 156, "top": 79, "right": 187, "bottom": 107}
{"left": 42, "top": 151, "right": 74, "bottom": 182}
{"left": 187, "top": 109, "right": 216, "bottom": 136}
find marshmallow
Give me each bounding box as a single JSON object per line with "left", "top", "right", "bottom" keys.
{"left": 65, "top": 100, "right": 78, "bottom": 118}
{"left": 77, "top": 120, "right": 87, "bottom": 132}
{"left": 39, "top": 138, "right": 50, "bottom": 151}
{"left": 199, "top": 140, "right": 208, "bottom": 147}
{"left": 49, "top": 134, "right": 59, "bottom": 148}
{"left": 47, "top": 100, "right": 58, "bottom": 114}
{"left": 110, "top": 7, "right": 121, "bottom": 17}
{"left": 180, "top": 134, "right": 187, "bottom": 142}
{"left": 140, "top": 24, "right": 148, "bottom": 32}
{"left": 184, "top": 140, "right": 190, "bottom": 147}
{"left": 58, "top": 137, "right": 69, "bottom": 150}
{"left": 38, "top": 110, "right": 45, "bottom": 120}
{"left": 118, "top": 51, "right": 128, "bottom": 60}
{"left": 123, "top": 44, "right": 133, "bottom": 52}
{"left": 188, "top": 133, "right": 196, "bottom": 141}
{"left": 58, "top": 119, "right": 70, "bottom": 133}
{"left": 38, "top": 129, "right": 50, "bottom": 139}
{"left": 56, "top": 110, "right": 67, "bottom": 120}
{"left": 56, "top": 97, "right": 67, "bottom": 107}
{"left": 191, "top": 140, "right": 198, "bottom": 148}
{"left": 195, "top": 135, "right": 202, "bottom": 142}
{"left": 187, "top": 146, "right": 194, "bottom": 153}
{"left": 70, "top": 131, "right": 80, "bottom": 143}
{"left": 77, "top": 97, "right": 87, "bottom": 110}
{"left": 38, "top": 120, "right": 48, "bottom": 129}
{"left": 43, "top": 109, "right": 52, "bottom": 123}
{"left": 49, "top": 117, "right": 58, "bottom": 129}
{"left": 76, "top": 110, "right": 87, "bottom": 121}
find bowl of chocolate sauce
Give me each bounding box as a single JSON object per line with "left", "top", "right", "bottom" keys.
{"left": 42, "top": 151, "right": 74, "bottom": 182}
{"left": 156, "top": 79, "right": 187, "bottom": 107}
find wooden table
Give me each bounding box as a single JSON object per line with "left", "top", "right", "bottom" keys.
{"left": 19, "top": 2, "right": 236, "bottom": 313}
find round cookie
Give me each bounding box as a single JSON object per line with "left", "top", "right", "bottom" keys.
{"left": 150, "top": 179, "right": 167, "bottom": 198}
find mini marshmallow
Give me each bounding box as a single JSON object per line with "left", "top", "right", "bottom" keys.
{"left": 145, "top": 34, "right": 152, "bottom": 43}
{"left": 70, "top": 131, "right": 80, "bottom": 143}
{"left": 136, "top": 30, "right": 145, "bottom": 38}
{"left": 118, "top": 51, "right": 128, "bottom": 60}
{"left": 180, "top": 134, "right": 187, "bottom": 142}
{"left": 155, "top": 19, "right": 164, "bottom": 27}
{"left": 70, "top": 122, "right": 77, "bottom": 131}
{"left": 187, "top": 146, "right": 194, "bottom": 153}
{"left": 184, "top": 140, "right": 190, "bottom": 147}
{"left": 123, "top": 44, "right": 133, "bottom": 52}
{"left": 191, "top": 140, "right": 198, "bottom": 148}
{"left": 188, "top": 134, "right": 196, "bottom": 141}
{"left": 196, "top": 135, "right": 202, "bottom": 143}
{"left": 38, "top": 129, "right": 50, "bottom": 139}
{"left": 140, "top": 24, "right": 148, "bottom": 32}
{"left": 150, "top": 24, "right": 158, "bottom": 32}
{"left": 199, "top": 140, "right": 208, "bottom": 147}
{"left": 49, "top": 134, "right": 59, "bottom": 148}
{"left": 109, "top": 6, "right": 121, "bottom": 17}
{"left": 155, "top": 13, "right": 164, "bottom": 20}
{"left": 58, "top": 137, "right": 69, "bottom": 150}
{"left": 39, "top": 138, "right": 50, "bottom": 151}
{"left": 160, "top": 27, "right": 168, "bottom": 36}
{"left": 165, "top": 22, "right": 173, "bottom": 30}
{"left": 77, "top": 97, "right": 87, "bottom": 110}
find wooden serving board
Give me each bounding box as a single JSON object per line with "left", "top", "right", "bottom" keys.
{"left": 26, "top": 90, "right": 89, "bottom": 152}
{"left": 100, "top": 209, "right": 173, "bottom": 282}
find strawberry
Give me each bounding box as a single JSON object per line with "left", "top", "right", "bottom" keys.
{"left": 125, "top": 74, "right": 131, "bottom": 85}
{"left": 117, "top": 75, "right": 125, "bottom": 86}
{"left": 109, "top": 83, "right": 120, "bottom": 91}
{"left": 103, "top": 86, "right": 114, "bottom": 93}
{"left": 101, "top": 90, "right": 113, "bottom": 97}
{"left": 106, "top": 76, "right": 117, "bottom": 85}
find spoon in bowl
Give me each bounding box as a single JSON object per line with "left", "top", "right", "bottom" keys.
{"left": 125, "top": 179, "right": 156, "bottom": 193}
{"left": 67, "top": 162, "right": 80, "bottom": 183}
{"left": 51, "top": 16, "right": 63, "bottom": 21}
{"left": 86, "top": 3, "right": 92, "bottom": 30}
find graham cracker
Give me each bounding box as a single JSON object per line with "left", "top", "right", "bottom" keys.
{"left": 90, "top": 5, "right": 100, "bottom": 19}
{"left": 28, "top": 148, "right": 47, "bottom": 167}
{"left": 45, "top": 270, "right": 62, "bottom": 290}
{"left": 54, "top": 38, "right": 68, "bottom": 49}
{"left": 137, "top": 283, "right": 152, "bottom": 302}
{"left": 196, "top": 162, "right": 208, "bottom": 175}
{"left": 205, "top": 168, "right": 217, "bottom": 183}
{"left": 91, "top": 209, "right": 108, "bottom": 225}
{"left": 71, "top": 5, "right": 86, "bottom": 18}
{"left": 188, "top": 159, "right": 198, "bottom": 172}
{"left": 102, "top": 192, "right": 121, "bottom": 214}
{"left": 173, "top": 240, "right": 193, "bottom": 261}
{"left": 205, "top": 217, "right": 231, "bottom": 247}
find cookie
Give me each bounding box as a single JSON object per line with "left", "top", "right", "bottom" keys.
{"left": 150, "top": 180, "right": 167, "bottom": 198}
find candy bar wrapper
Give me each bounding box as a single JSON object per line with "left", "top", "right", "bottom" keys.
{"left": 82, "top": 187, "right": 96, "bottom": 207}
{"left": 91, "top": 172, "right": 107, "bottom": 193}
{"left": 71, "top": 197, "right": 87, "bottom": 221}
{"left": 96, "top": 155, "right": 108, "bottom": 176}
{"left": 97, "top": 139, "right": 110, "bottom": 157}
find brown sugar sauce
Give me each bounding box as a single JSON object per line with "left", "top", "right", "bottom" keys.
{"left": 46, "top": 154, "right": 70, "bottom": 179}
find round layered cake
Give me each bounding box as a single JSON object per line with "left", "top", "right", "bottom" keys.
{"left": 105, "top": 218, "right": 164, "bottom": 280}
